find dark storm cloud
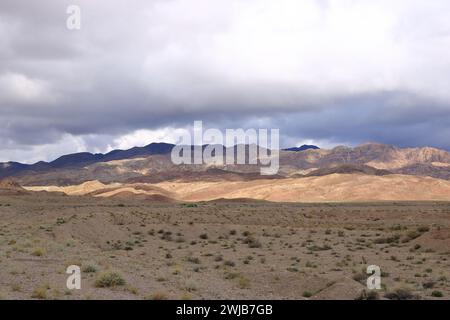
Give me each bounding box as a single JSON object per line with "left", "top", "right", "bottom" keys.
{"left": 1, "top": 0, "right": 450, "bottom": 162}
{"left": 274, "top": 92, "right": 450, "bottom": 149}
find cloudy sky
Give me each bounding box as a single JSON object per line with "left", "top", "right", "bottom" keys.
{"left": 1, "top": 0, "right": 450, "bottom": 163}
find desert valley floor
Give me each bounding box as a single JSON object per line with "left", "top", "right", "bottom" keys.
{"left": 0, "top": 192, "right": 449, "bottom": 300}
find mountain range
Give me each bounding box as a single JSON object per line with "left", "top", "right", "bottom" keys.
{"left": 2, "top": 142, "right": 450, "bottom": 187}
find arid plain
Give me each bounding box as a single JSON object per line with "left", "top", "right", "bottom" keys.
{"left": 0, "top": 191, "right": 449, "bottom": 300}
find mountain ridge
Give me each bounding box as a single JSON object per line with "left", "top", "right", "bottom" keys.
{"left": 2, "top": 142, "right": 450, "bottom": 185}
{"left": 0, "top": 142, "right": 175, "bottom": 178}
{"left": 283, "top": 145, "right": 320, "bottom": 152}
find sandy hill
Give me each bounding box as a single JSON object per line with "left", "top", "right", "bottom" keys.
{"left": 25, "top": 173, "right": 450, "bottom": 202}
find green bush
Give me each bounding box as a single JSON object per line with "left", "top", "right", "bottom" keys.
{"left": 431, "top": 291, "right": 443, "bottom": 298}
{"left": 95, "top": 271, "right": 126, "bottom": 287}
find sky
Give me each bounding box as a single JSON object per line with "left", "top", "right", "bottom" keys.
{"left": 1, "top": 0, "right": 450, "bottom": 163}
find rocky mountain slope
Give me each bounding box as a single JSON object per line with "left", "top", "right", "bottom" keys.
{"left": 2, "top": 142, "right": 450, "bottom": 186}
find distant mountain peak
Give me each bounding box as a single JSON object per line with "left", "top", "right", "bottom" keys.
{"left": 283, "top": 145, "right": 320, "bottom": 152}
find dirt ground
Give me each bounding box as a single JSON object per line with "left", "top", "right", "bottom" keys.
{"left": 0, "top": 193, "right": 449, "bottom": 300}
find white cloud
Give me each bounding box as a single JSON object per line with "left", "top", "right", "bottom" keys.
{"left": 0, "top": 134, "right": 88, "bottom": 163}
{"left": 0, "top": 72, "right": 55, "bottom": 105}
{"left": 108, "top": 128, "right": 188, "bottom": 151}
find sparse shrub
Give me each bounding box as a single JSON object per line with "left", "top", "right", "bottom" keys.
{"left": 224, "top": 260, "right": 235, "bottom": 267}
{"left": 181, "top": 292, "right": 192, "bottom": 300}
{"left": 172, "top": 267, "right": 181, "bottom": 275}
{"left": 307, "top": 244, "right": 331, "bottom": 251}
{"left": 199, "top": 233, "right": 208, "bottom": 240}
{"left": 431, "top": 290, "right": 443, "bottom": 297}
{"left": 186, "top": 256, "right": 201, "bottom": 264}
{"left": 31, "top": 287, "right": 47, "bottom": 299}
{"left": 161, "top": 232, "right": 173, "bottom": 241}
{"left": 384, "top": 288, "right": 418, "bottom": 300}
{"left": 127, "top": 286, "right": 139, "bottom": 295}
{"left": 302, "top": 291, "right": 312, "bottom": 298}
{"left": 31, "top": 248, "right": 45, "bottom": 257}
{"left": 95, "top": 271, "right": 126, "bottom": 287}
{"left": 148, "top": 292, "right": 168, "bottom": 300}
{"left": 417, "top": 226, "right": 430, "bottom": 233}
{"left": 374, "top": 235, "right": 400, "bottom": 244}
{"left": 423, "top": 280, "right": 435, "bottom": 289}
{"left": 11, "top": 284, "right": 21, "bottom": 292}
{"left": 245, "top": 237, "right": 262, "bottom": 248}
{"left": 357, "top": 290, "right": 379, "bottom": 300}
{"left": 352, "top": 272, "right": 366, "bottom": 284}
{"left": 82, "top": 264, "right": 98, "bottom": 273}
{"left": 238, "top": 277, "right": 251, "bottom": 289}
{"left": 175, "top": 237, "right": 185, "bottom": 243}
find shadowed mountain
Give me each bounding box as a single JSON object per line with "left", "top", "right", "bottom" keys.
{"left": 0, "top": 162, "right": 31, "bottom": 177}
{"left": 50, "top": 142, "right": 175, "bottom": 168}
{"left": 305, "top": 164, "right": 392, "bottom": 177}
{"left": 395, "top": 163, "right": 450, "bottom": 180}
{"left": 101, "top": 142, "right": 174, "bottom": 162}
{"left": 0, "top": 142, "right": 175, "bottom": 178}
{"left": 128, "top": 167, "right": 284, "bottom": 183}
{"left": 283, "top": 145, "right": 320, "bottom": 152}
